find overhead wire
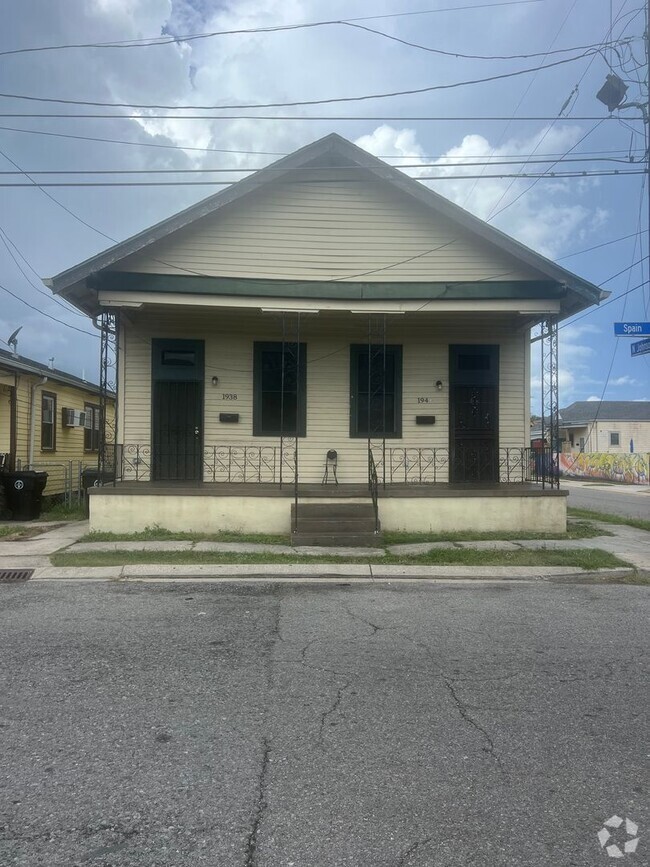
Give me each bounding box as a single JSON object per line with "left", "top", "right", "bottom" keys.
{"left": 486, "top": 1, "right": 639, "bottom": 221}
{"left": 460, "top": 0, "right": 581, "bottom": 209}
{"left": 0, "top": 125, "right": 643, "bottom": 160}
{"left": 0, "top": 49, "right": 619, "bottom": 112}
{"left": 0, "top": 169, "right": 643, "bottom": 187}
{"left": 0, "top": 226, "right": 90, "bottom": 319}
{"left": 0, "top": 2, "right": 549, "bottom": 57}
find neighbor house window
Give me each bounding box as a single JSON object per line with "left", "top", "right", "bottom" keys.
{"left": 41, "top": 392, "right": 56, "bottom": 451}
{"left": 253, "top": 342, "right": 307, "bottom": 436}
{"left": 84, "top": 404, "right": 100, "bottom": 452}
{"left": 350, "top": 344, "right": 402, "bottom": 438}
{"left": 610, "top": 432, "right": 620, "bottom": 446}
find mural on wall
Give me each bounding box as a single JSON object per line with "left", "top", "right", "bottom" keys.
{"left": 559, "top": 452, "right": 649, "bottom": 485}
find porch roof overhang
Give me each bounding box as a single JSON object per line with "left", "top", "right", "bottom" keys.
{"left": 93, "top": 272, "right": 562, "bottom": 319}
{"left": 97, "top": 284, "right": 562, "bottom": 317}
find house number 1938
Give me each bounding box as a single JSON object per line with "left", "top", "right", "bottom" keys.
{"left": 222, "top": 393, "right": 238, "bottom": 400}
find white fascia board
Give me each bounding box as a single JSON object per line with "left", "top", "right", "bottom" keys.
{"left": 98, "top": 291, "right": 560, "bottom": 315}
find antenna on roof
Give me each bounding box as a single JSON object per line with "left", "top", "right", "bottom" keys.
{"left": 48, "top": 357, "right": 55, "bottom": 370}
{"left": 7, "top": 326, "right": 22, "bottom": 358}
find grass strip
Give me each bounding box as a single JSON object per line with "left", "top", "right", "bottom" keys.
{"left": 80, "top": 521, "right": 605, "bottom": 545}
{"left": 567, "top": 507, "right": 650, "bottom": 533}
{"left": 41, "top": 503, "right": 87, "bottom": 521}
{"left": 0, "top": 525, "right": 16, "bottom": 538}
{"left": 51, "top": 548, "right": 629, "bottom": 570}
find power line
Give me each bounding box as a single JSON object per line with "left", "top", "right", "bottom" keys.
{"left": 0, "top": 280, "right": 99, "bottom": 338}
{"left": 555, "top": 229, "right": 649, "bottom": 259}
{"left": 0, "top": 1, "right": 548, "bottom": 57}
{"left": 0, "top": 170, "right": 643, "bottom": 187}
{"left": 0, "top": 124, "right": 643, "bottom": 160}
{"left": 0, "top": 226, "right": 89, "bottom": 319}
{"left": 0, "top": 156, "right": 642, "bottom": 174}
{"left": 0, "top": 50, "right": 611, "bottom": 111}
{"left": 346, "top": 22, "right": 629, "bottom": 62}
{"left": 0, "top": 114, "right": 636, "bottom": 121}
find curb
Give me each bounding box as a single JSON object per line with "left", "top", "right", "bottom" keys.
{"left": 28, "top": 565, "right": 638, "bottom": 584}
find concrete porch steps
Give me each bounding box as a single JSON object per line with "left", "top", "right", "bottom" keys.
{"left": 292, "top": 503, "right": 382, "bottom": 548}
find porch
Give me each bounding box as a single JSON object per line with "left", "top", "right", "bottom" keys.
{"left": 89, "top": 445, "right": 566, "bottom": 536}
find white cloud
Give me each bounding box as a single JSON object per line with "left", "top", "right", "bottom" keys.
{"left": 610, "top": 375, "right": 639, "bottom": 386}
{"left": 586, "top": 395, "right": 601, "bottom": 401}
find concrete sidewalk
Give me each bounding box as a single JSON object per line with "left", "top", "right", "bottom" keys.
{"left": 0, "top": 518, "right": 647, "bottom": 582}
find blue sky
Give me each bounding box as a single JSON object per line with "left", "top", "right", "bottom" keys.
{"left": 1, "top": 0, "right": 648, "bottom": 407}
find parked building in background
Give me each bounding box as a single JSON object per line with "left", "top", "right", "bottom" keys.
{"left": 532, "top": 401, "right": 650, "bottom": 454}
{"left": 0, "top": 348, "right": 115, "bottom": 500}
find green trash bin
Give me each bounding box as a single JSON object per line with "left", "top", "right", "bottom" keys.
{"left": 2, "top": 471, "right": 48, "bottom": 520}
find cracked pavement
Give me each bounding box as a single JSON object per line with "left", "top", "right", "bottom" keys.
{"left": 1, "top": 581, "right": 648, "bottom": 866}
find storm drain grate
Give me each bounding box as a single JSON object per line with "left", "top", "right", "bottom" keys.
{"left": 0, "top": 569, "right": 34, "bottom": 583}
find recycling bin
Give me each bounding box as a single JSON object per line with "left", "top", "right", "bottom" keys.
{"left": 81, "top": 468, "right": 114, "bottom": 516}
{"left": 1, "top": 470, "right": 48, "bottom": 520}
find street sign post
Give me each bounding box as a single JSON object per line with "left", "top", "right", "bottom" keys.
{"left": 631, "top": 337, "right": 650, "bottom": 357}
{"left": 614, "top": 322, "right": 650, "bottom": 336}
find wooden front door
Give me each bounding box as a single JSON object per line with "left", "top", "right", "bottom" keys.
{"left": 449, "top": 345, "right": 499, "bottom": 483}
{"left": 152, "top": 339, "right": 204, "bottom": 482}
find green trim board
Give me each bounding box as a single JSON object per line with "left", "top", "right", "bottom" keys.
{"left": 93, "top": 272, "right": 564, "bottom": 302}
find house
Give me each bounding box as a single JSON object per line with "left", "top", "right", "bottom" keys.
{"left": 0, "top": 347, "right": 114, "bottom": 500}
{"left": 45, "top": 133, "right": 607, "bottom": 537}
{"left": 545, "top": 400, "right": 650, "bottom": 454}
{"left": 531, "top": 401, "right": 650, "bottom": 485}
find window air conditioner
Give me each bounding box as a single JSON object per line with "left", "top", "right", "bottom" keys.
{"left": 62, "top": 408, "right": 87, "bottom": 427}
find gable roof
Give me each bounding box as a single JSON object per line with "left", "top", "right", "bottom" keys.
{"left": 46, "top": 132, "right": 607, "bottom": 317}
{"left": 559, "top": 400, "right": 650, "bottom": 424}
{"left": 0, "top": 347, "right": 112, "bottom": 396}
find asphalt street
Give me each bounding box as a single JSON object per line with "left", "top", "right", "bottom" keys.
{"left": 1, "top": 580, "right": 648, "bottom": 867}
{"left": 564, "top": 479, "right": 650, "bottom": 519}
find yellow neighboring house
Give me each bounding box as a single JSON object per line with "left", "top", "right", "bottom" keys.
{"left": 0, "top": 347, "right": 115, "bottom": 500}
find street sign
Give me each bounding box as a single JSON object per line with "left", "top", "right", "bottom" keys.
{"left": 631, "top": 337, "right": 650, "bottom": 357}
{"left": 614, "top": 322, "right": 650, "bottom": 336}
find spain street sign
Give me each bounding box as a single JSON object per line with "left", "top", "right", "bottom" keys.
{"left": 614, "top": 322, "right": 650, "bottom": 336}
{"left": 631, "top": 337, "right": 650, "bottom": 357}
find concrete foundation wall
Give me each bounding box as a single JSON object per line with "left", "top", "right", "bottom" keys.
{"left": 90, "top": 492, "right": 566, "bottom": 535}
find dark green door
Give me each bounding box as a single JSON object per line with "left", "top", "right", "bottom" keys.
{"left": 449, "top": 345, "right": 499, "bottom": 483}
{"left": 151, "top": 339, "right": 204, "bottom": 482}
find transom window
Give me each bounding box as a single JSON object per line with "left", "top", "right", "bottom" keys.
{"left": 253, "top": 342, "right": 307, "bottom": 437}
{"left": 350, "top": 344, "right": 402, "bottom": 438}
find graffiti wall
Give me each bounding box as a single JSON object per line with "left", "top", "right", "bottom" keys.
{"left": 559, "top": 452, "right": 650, "bottom": 485}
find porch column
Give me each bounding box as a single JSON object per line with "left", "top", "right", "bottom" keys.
{"left": 97, "top": 309, "right": 120, "bottom": 485}
{"left": 540, "top": 316, "right": 560, "bottom": 489}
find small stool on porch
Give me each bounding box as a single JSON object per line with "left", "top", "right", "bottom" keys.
{"left": 321, "top": 449, "right": 338, "bottom": 485}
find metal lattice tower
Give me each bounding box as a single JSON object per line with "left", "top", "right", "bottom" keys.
{"left": 97, "top": 310, "right": 119, "bottom": 483}
{"left": 540, "top": 316, "right": 559, "bottom": 489}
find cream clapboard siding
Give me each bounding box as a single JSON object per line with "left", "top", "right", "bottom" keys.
{"left": 113, "top": 172, "right": 543, "bottom": 283}
{"left": 122, "top": 309, "right": 527, "bottom": 484}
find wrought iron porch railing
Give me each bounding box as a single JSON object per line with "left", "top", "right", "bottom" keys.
{"left": 370, "top": 446, "right": 557, "bottom": 486}
{"left": 368, "top": 448, "right": 379, "bottom": 533}
{"left": 108, "top": 444, "right": 558, "bottom": 487}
